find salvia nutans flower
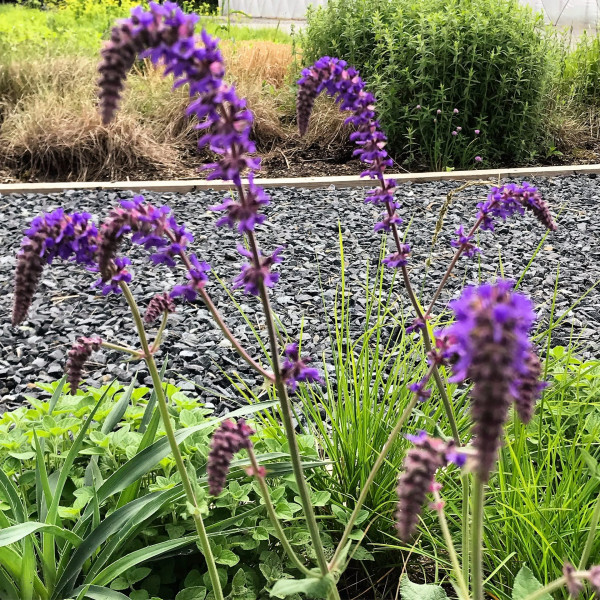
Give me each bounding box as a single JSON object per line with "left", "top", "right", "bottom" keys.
{"left": 207, "top": 418, "right": 254, "bottom": 496}
{"left": 297, "top": 57, "right": 404, "bottom": 267}
{"left": 444, "top": 280, "right": 546, "bottom": 481}
{"left": 395, "top": 431, "right": 465, "bottom": 541}
{"left": 12, "top": 209, "right": 98, "bottom": 326}
{"left": 67, "top": 336, "right": 103, "bottom": 394}
{"left": 98, "top": 3, "right": 279, "bottom": 296}
{"left": 280, "top": 343, "right": 323, "bottom": 391}
{"left": 144, "top": 292, "right": 176, "bottom": 323}
{"left": 477, "top": 182, "right": 557, "bottom": 232}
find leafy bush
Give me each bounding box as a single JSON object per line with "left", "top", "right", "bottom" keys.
{"left": 564, "top": 30, "right": 600, "bottom": 108}
{"left": 302, "top": 0, "right": 556, "bottom": 169}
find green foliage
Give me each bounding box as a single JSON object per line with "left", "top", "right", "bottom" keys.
{"left": 302, "top": 0, "right": 556, "bottom": 169}
{"left": 0, "top": 379, "right": 331, "bottom": 600}
{"left": 399, "top": 577, "right": 449, "bottom": 600}
{"left": 563, "top": 30, "right": 600, "bottom": 108}
{"left": 511, "top": 566, "right": 552, "bottom": 600}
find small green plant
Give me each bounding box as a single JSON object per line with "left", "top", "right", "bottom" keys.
{"left": 563, "top": 30, "right": 600, "bottom": 108}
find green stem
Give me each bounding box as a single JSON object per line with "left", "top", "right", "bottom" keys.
{"left": 150, "top": 311, "right": 170, "bottom": 353}
{"left": 329, "top": 390, "right": 424, "bottom": 571}
{"left": 472, "top": 477, "right": 485, "bottom": 600}
{"left": 247, "top": 446, "right": 313, "bottom": 577}
{"left": 432, "top": 488, "right": 470, "bottom": 600}
{"left": 244, "top": 229, "right": 329, "bottom": 576}
{"left": 100, "top": 341, "right": 140, "bottom": 357}
{"left": 462, "top": 475, "right": 470, "bottom": 588}
{"left": 120, "top": 282, "right": 224, "bottom": 600}
{"left": 579, "top": 493, "right": 600, "bottom": 569}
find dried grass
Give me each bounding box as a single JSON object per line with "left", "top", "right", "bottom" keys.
{"left": 0, "top": 40, "right": 349, "bottom": 180}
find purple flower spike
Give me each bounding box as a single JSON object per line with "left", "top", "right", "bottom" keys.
{"left": 451, "top": 225, "right": 480, "bottom": 258}
{"left": 67, "top": 336, "right": 103, "bottom": 394}
{"left": 374, "top": 212, "right": 402, "bottom": 233}
{"left": 444, "top": 280, "right": 537, "bottom": 480}
{"left": 144, "top": 292, "right": 176, "bottom": 323}
{"left": 395, "top": 433, "right": 450, "bottom": 541}
{"left": 477, "top": 182, "right": 557, "bottom": 232}
{"left": 170, "top": 253, "right": 211, "bottom": 301}
{"left": 514, "top": 350, "right": 546, "bottom": 424}
{"left": 232, "top": 245, "right": 282, "bottom": 296}
{"left": 207, "top": 418, "right": 254, "bottom": 496}
{"left": 94, "top": 256, "right": 132, "bottom": 295}
{"left": 12, "top": 209, "right": 98, "bottom": 325}
{"left": 281, "top": 343, "right": 322, "bottom": 391}
{"left": 382, "top": 244, "right": 411, "bottom": 268}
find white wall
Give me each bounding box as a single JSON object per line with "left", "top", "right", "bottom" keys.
{"left": 220, "top": 0, "right": 598, "bottom": 30}
{"left": 220, "top": 0, "right": 327, "bottom": 20}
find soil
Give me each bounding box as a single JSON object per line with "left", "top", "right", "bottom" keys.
{"left": 0, "top": 137, "right": 598, "bottom": 184}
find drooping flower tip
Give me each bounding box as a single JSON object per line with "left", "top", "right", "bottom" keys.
{"left": 12, "top": 209, "right": 98, "bottom": 325}
{"left": 395, "top": 433, "right": 451, "bottom": 541}
{"left": 445, "top": 280, "right": 536, "bottom": 480}
{"left": 281, "top": 343, "right": 322, "bottom": 390}
{"left": 144, "top": 292, "right": 176, "bottom": 323}
{"left": 408, "top": 380, "right": 431, "bottom": 402}
{"left": 207, "top": 418, "right": 254, "bottom": 496}
{"left": 67, "top": 336, "right": 103, "bottom": 394}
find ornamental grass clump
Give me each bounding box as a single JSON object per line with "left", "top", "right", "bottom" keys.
{"left": 10, "top": 3, "right": 598, "bottom": 600}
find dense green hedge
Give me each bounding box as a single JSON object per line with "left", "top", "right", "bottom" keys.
{"left": 302, "top": 0, "right": 556, "bottom": 170}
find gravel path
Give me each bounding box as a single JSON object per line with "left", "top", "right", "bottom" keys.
{"left": 1, "top": 174, "right": 599, "bottom": 411}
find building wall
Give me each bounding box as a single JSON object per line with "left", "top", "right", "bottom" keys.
{"left": 221, "top": 0, "right": 599, "bottom": 29}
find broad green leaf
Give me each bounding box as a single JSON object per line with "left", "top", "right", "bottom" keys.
{"left": 399, "top": 577, "right": 449, "bottom": 600}
{"left": 175, "top": 587, "right": 207, "bottom": 600}
{"left": 215, "top": 549, "right": 239, "bottom": 567}
{"left": 270, "top": 574, "right": 335, "bottom": 599}
{"left": 89, "top": 537, "right": 197, "bottom": 587}
{"left": 0, "top": 522, "right": 82, "bottom": 548}
{"left": 512, "top": 566, "right": 552, "bottom": 600}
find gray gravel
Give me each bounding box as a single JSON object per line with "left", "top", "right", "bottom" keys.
{"left": 1, "top": 174, "right": 599, "bottom": 411}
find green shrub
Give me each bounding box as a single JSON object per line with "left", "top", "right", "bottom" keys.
{"left": 0, "top": 377, "right": 336, "bottom": 599}
{"left": 302, "top": 0, "right": 556, "bottom": 170}
{"left": 564, "top": 30, "right": 600, "bottom": 108}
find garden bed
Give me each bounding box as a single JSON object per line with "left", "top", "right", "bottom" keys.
{"left": 2, "top": 173, "right": 598, "bottom": 409}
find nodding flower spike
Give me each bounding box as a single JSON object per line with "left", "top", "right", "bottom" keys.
{"left": 144, "top": 292, "right": 176, "bottom": 323}
{"left": 395, "top": 432, "right": 464, "bottom": 541}
{"left": 12, "top": 209, "right": 98, "bottom": 326}
{"left": 444, "top": 280, "right": 541, "bottom": 480}
{"left": 477, "top": 182, "right": 557, "bottom": 232}
{"left": 207, "top": 418, "right": 254, "bottom": 496}
{"left": 67, "top": 336, "right": 103, "bottom": 394}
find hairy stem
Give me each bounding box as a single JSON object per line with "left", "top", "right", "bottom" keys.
{"left": 472, "top": 477, "right": 485, "bottom": 600}
{"left": 243, "top": 226, "right": 330, "bottom": 576}
{"left": 521, "top": 577, "right": 570, "bottom": 600}
{"left": 100, "top": 340, "right": 140, "bottom": 357}
{"left": 119, "top": 282, "right": 224, "bottom": 600}
{"left": 150, "top": 311, "right": 170, "bottom": 353}
{"left": 247, "top": 446, "right": 313, "bottom": 577}
{"left": 433, "top": 488, "right": 470, "bottom": 600}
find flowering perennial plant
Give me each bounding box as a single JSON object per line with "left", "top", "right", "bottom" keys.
{"left": 9, "top": 3, "right": 587, "bottom": 600}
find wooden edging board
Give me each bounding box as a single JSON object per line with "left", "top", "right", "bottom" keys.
{"left": 1, "top": 164, "right": 599, "bottom": 195}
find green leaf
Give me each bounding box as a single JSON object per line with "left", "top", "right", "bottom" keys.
{"left": 175, "top": 587, "right": 207, "bottom": 600}
{"left": 102, "top": 376, "right": 137, "bottom": 434}
{"left": 48, "top": 376, "right": 66, "bottom": 415}
{"left": 512, "top": 566, "right": 552, "bottom": 600}
{"left": 399, "top": 577, "right": 449, "bottom": 600}
{"left": 72, "top": 585, "right": 131, "bottom": 599}
{"left": 215, "top": 549, "right": 239, "bottom": 567}
{"left": 270, "top": 575, "right": 335, "bottom": 598}
{"left": 0, "top": 522, "right": 82, "bottom": 548}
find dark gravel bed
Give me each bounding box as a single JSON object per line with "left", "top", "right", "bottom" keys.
{"left": 1, "top": 174, "right": 599, "bottom": 412}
